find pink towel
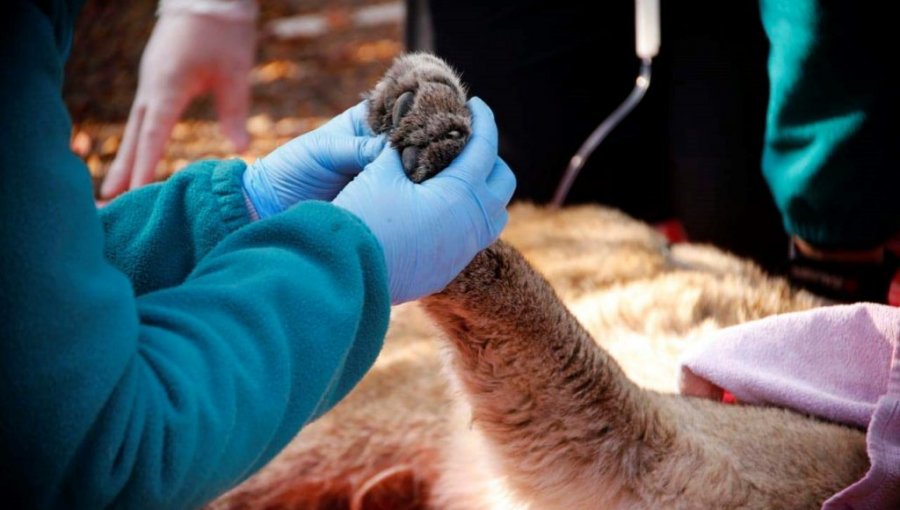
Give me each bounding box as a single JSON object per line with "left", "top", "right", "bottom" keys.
{"left": 680, "top": 303, "right": 900, "bottom": 509}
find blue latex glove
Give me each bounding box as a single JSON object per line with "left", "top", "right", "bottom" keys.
{"left": 333, "top": 98, "right": 516, "bottom": 304}
{"left": 243, "top": 100, "right": 386, "bottom": 219}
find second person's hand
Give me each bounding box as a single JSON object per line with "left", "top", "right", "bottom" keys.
{"left": 102, "top": 11, "right": 256, "bottom": 199}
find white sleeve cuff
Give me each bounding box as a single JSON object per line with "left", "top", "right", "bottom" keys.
{"left": 158, "top": 0, "right": 259, "bottom": 22}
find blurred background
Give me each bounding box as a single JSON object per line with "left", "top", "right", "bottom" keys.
{"left": 65, "top": 0, "right": 789, "bottom": 273}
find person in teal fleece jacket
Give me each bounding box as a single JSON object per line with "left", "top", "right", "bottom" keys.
{"left": 759, "top": 0, "right": 900, "bottom": 303}
{"left": 0, "top": 1, "right": 515, "bottom": 508}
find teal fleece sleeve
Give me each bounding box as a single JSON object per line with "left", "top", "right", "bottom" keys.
{"left": 0, "top": 2, "right": 390, "bottom": 509}
{"left": 99, "top": 159, "right": 254, "bottom": 296}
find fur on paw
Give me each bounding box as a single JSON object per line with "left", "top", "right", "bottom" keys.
{"left": 366, "top": 53, "right": 471, "bottom": 183}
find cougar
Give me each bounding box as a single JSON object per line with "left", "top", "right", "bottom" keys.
{"left": 210, "top": 53, "right": 867, "bottom": 510}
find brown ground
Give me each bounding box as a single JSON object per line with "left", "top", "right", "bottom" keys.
{"left": 65, "top": 0, "right": 404, "bottom": 196}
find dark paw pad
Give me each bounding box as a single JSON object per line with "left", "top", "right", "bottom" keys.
{"left": 367, "top": 53, "right": 472, "bottom": 183}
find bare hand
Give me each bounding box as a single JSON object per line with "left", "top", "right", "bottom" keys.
{"left": 102, "top": 13, "right": 255, "bottom": 198}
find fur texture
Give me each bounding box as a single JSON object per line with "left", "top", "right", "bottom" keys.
{"left": 365, "top": 53, "right": 470, "bottom": 182}
{"left": 208, "top": 54, "right": 868, "bottom": 510}
{"left": 423, "top": 240, "right": 867, "bottom": 509}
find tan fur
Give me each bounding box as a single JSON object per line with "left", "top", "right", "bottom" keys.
{"left": 424, "top": 237, "right": 867, "bottom": 510}
{"left": 209, "top": 54, "right": 867, "bottom": 509}
{"left": 210, "top": 204, "right": 867, "bottom": 510}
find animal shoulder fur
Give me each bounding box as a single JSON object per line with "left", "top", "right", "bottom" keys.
{"left": 209, "top": 54, "right": 867, "bottom": 510}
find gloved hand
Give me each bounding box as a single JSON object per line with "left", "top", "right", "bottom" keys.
{"left": 101, "top": 3, "right": 257, "bottom": 198}
{"left": 332, "top": 98, "right": 516, "bottom": 304}
{"left": 242, "top": 100, "right": 387, "bottom": 219}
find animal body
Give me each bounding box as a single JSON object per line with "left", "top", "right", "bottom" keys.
{"left": 209, "top": 53, "right": 868, "bottom": 510}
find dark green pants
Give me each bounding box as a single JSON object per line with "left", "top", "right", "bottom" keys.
{"left": 761, "top": 0, "right": 899, "bottom": 249}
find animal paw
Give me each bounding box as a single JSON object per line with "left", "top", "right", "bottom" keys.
{"left": 366, "top": 53, "right": 471, "bottom": 183}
